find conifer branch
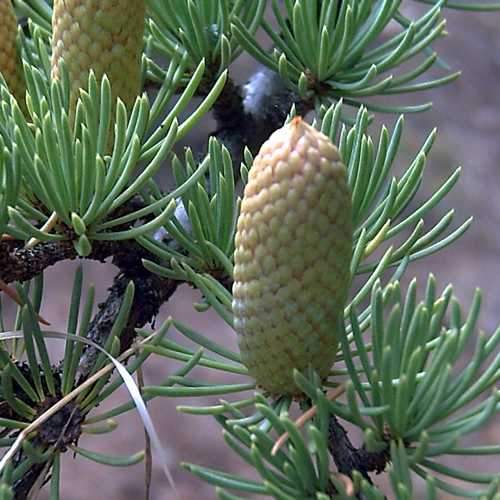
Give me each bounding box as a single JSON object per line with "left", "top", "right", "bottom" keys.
{"left": 2, "top": 2, "right": 499, "bottom": 498}
{"left": 5, "top": 63, "right": 311, "bottom": 500}
{"left": 327, "top": 415, "right": 389, "bottom": 482}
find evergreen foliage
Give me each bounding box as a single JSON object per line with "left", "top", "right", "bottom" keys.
{"left": 0, "top": 0, "right": 498, "bottom": 498}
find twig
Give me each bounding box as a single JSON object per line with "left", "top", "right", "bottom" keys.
{"left": 327, "top": 415, "right": 389, "bottom": 483}
{"left": 25, "top": 212, "right": 59, "bottom": 249}
{"left": 272, "top": 385, "right": 346, "bottom": 455}
{"left": 11, "top": 463, "right": 47, "bottom": 500}
{"left": 333, "top": 473, "right": 355, "bottom": 497}
{"left": 4, "top": 331, "right": 160, "bottom": 475}
{"left": 77, "top": 271, "right": 177, "bottom": 379}
{"left": 26, "top": 406, "right": 79, "bottom": 500}
{"left": 213, "top": 68, "right": 312, "bottom": 169}
{"left": 270, "top": 381, "right": 389, "bottom": 498}
{"left": 0, "top": 196, "right": 147, "bottom": 286}
{"left": 0, "top": 279, "right": 50, "bottom": 325}
{"left": 0, "top": 239, "right": 111, "bottom": 285}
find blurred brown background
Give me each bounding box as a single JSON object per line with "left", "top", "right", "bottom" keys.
{"left": 22, "top": 6, "right": 500, "bottom": 500}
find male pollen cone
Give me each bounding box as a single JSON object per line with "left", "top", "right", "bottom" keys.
{"left": 233, "top": 117, "right": 353, "bottom": 396}
{"left": 51, "top": 0, "right": 145, "bottom": 111}
{"left": 0, "top": 0, "right": 26, "bottom": 105}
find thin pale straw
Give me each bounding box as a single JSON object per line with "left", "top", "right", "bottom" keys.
{"left": 271, "top": 384, "right": 346, "bottom": 456}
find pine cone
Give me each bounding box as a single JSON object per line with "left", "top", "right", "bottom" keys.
{"left": 0, "top": 0, "right": 26, "bottom": 106}
{"left": 51, "top": 0, "right": 145, "bottom": 112}
{"left": 233, "top": 117, "right": 352, "bottom": 396}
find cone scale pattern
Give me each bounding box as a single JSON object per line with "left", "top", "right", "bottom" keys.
{"left": 0, "top": 0, "right": 25, "bottom": 104}
{"left": 51, "top": 0, "right": 145, "bottom": 110}
{"left": 233, "top": 117, "right": 353, "bottom": 396}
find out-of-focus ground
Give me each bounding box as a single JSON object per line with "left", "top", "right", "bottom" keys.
{"left": 25, "top": 7, "right": 499, "bottom": 500}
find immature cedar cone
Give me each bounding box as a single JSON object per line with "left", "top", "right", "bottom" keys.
{"left": 0, "top": 0, "right": 25, "bottom": 105}
{"left": 233, "top": 117, "right": 352, "bottom": 396}
{"left": 51, "top": 0, "right": 145, "bottom": 111}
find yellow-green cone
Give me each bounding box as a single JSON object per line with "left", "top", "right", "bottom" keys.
{"left": 0, "top": 0, "right": 25, "bottom": 105}
{"left": 233, "top": 117, "right": 353, "bottom": 396}
{"left": 51, "top": 0, "right": 145, "bottom": 111}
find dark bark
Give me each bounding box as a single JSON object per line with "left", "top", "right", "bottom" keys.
{"left": 12, "top": 463, "right": 49, "bottom": 499}
{"left": 77, "top": 270, "right": 178, "bottom": 380}
{"left": 214, "top": 67, "right": 313, "bottom": 169}
{"left": 0, "top": 240, "right": 110, "bottom": 284}
{"left": 327, "top": 415, "right": 390, "bottom": 498}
